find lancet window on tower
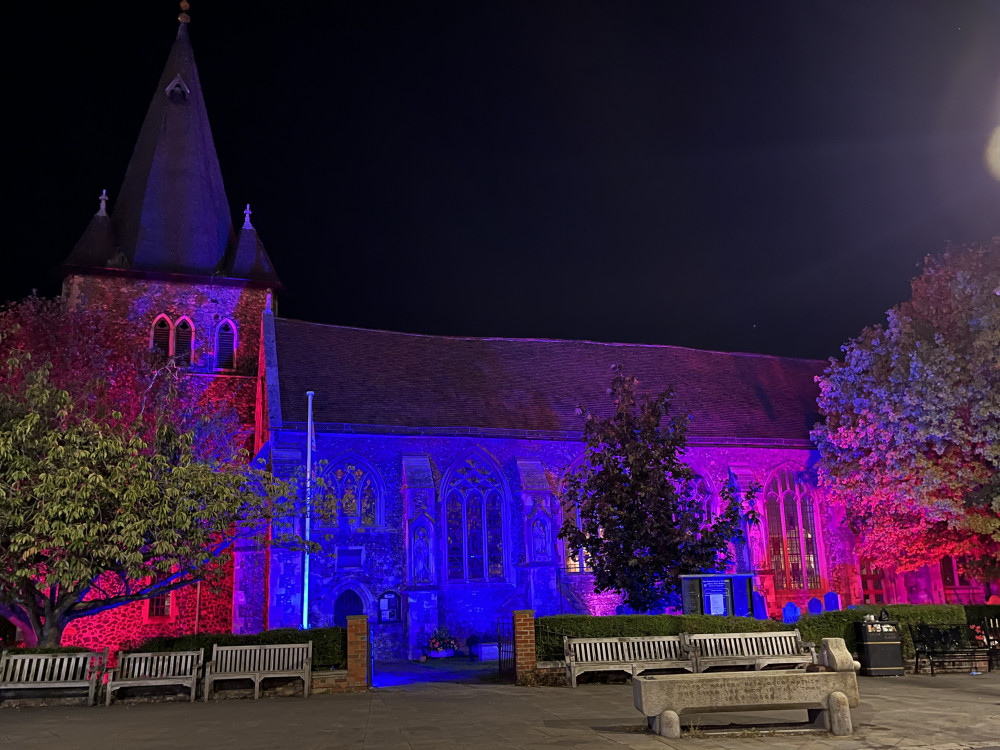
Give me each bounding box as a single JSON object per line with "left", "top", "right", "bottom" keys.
{"left": 151, "top": 316, "right": 172, "bottom": 355}
{"left": 214, "top": 321, "right": 236, "bottom": 370}
{"left": 173, "top": 318, "right": 194, "bottom": 366}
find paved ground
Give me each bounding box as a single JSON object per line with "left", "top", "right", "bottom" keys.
{"left": 1, "top": 661, "right": 998, "bottom": 750}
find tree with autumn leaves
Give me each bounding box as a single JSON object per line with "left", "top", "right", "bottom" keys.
{"left": 813, "top": 239, "right": 1000, "bottom": 579}
{"left": 0, "top": 297, "right": 307, "bottom": 646}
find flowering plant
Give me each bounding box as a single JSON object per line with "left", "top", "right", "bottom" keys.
{"left": 426, "top": 627, "right": 458, "bottom": 652}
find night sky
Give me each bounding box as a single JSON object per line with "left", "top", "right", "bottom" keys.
{"left": 6, "top": 1, "right": 999, "bottom": 360}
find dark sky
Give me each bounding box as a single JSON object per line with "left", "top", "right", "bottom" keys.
{"left": 6, "top": 1, "right": 999, "bottom": 360}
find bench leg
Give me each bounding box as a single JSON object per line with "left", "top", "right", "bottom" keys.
{"left": 105, "top": 686, "right": 113, "bottom": 707}
{"left": 651, "top": 710, "right": 681, "bottom": 738}
{"left": 254, "top": 678, "right": 260, "bottom": 700}
{"left": 204, "top": 676, "right": 211, "bottom": 703}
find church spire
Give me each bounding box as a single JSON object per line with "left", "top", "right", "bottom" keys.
{"left": 63, "top": 3, "right": 279, "bottom": 286}
{"left": 109, "top": 5, "right": 233, "bottom": 277}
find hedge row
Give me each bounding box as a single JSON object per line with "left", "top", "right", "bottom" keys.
{"left": 537, "top": 604, "right": 982, "bottom": 661}
{"left": 132, "top": 627, "right": 348, "bottom": 669}
{"left": 535, "top": 614, "right": 789, "bottom": 661}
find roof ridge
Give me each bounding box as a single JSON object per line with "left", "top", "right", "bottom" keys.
{"left": 272, "top": 316, "right": 827, "bottom": 364}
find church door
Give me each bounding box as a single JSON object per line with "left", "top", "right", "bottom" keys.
{"left": 333, "top": 589, "right": 364, "bottom": 628}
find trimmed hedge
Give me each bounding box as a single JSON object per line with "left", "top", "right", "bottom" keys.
{"left": 133, "top": 627, "right": 347, "bottom": 670}
{"left": 537, "top": 605, "right": 970, "bottom": 661}
{"left": 964, "top": 604, "right": 1000, "bottom": 624}
{"left": 535, "top": 614, "right": 789, "bottom": 661}
{"left": 796, "top": 605, "right": 965, "bottom": 660}
{"left": 8, "top": 646, "right": 103, "bottom": 655}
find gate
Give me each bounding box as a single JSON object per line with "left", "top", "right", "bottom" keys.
{"left": 497, "top": 616, "right": 515, "bottom": 683}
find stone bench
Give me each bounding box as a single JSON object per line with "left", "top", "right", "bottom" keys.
{"left": 0, "top": 648, "right": 108, "bottom": 706}
{"left": 564, "top": 635, "right": 694, "bottom": 687}
{"left": 686, "top": 629, "right": 816, "bottom": 672}
{"left": 633, "top": 638, "right": 860, "bottom": 738}
{"left": 106, "top": 649, "right": 204, "bottom": 705}
{"left": 203, "top": 642, "right": 312, "bottom": 701}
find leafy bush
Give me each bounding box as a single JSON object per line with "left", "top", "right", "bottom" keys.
{"left": 132, "top": 627, "right": 347, "bottom": 669}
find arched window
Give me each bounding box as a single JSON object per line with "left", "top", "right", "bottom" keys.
{"left": 691, "top": 474, "right": 716, "bottom": 524}
{"left": 215, "top": 320, "right": 236, "bottom": 370}
{"left": 560, "top": 460, "right": 591, "bottom": 574}
{"left": 764, "top": 469, "right": 822, "bottom": 592}
{"left": 444, "top": 454, "right": 506, "bottom": 582}
{"left": 317, "top": 458, "right": 382, "bottom": 528}
{"left": 173, "top": 318, "right": 193, "bottom": 366}
{"left": 151, "top": 316, "right": 172, "bottom": 355}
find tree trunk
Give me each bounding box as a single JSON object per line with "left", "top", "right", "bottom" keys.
{"left": 39, "top": 617, "right": 67, "bottom": 648}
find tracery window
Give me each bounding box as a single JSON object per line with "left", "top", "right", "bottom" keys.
{"left": 561, "top": 461, "right": 592, "bottom": 574}
{"left": 214, "top": 321, "right": 236, "bottom": 369}
{"left": 445, "top": 455, "right": 505, "bottom": 582}
{"left": 691, "top": 474, "right": 716, "bottom": 524}
{"left": 317, "top": 459, "right": 381, "bottom": 528}
{"left": 764, "top": 469, "right": 822, "bottom": 591}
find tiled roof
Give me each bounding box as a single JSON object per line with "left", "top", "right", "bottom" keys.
{"left": 272, "top": 318, "right": 825, "bottom": 442}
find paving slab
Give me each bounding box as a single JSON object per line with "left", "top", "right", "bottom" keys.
{"left": 0, "top": 667, "right": 997, "bottom": 749}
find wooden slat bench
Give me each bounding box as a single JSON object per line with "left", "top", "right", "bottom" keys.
{"left": 203, "top": 642, "right": 312, "bottom": 701}
{"left": 0, "top": 648, "right": 108, "bottom": 706}
{"left": 564, "top": 635, "right": 694, "bottom": 688}
{"left": 686, "top": 630, "right": 816, "bottom": 672}
{"left": 106, "top": 649, "right": 204, "bottom": 705}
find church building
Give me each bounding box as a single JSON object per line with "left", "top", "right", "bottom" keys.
{"left": 51, "top": 12, "right": 996, "bottom": 658}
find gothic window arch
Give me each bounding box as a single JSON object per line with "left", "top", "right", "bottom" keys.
{"left": 214, "top": 320, "right": 237, "bottom": 370}
{"left": 442, "top": 452, "right": 507, "bottom": 582}
{"left": 173, "top": 317, "right": 194, "bottom": 366}
{"left": 691, "top": 474, "right": 717, "bottom": 524}
{"left": 151, "top": 315, "right": 172, "bottom": 355}
{"left": 316, "top": 456, "right": 383, "bottom": 529}
{"left": 764, "top": 468, "right": 822, "bottom": 592}
{"left": 560, "top": 458, "right": 591, "bottom": 574}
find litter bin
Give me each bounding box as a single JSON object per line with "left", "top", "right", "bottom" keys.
{"left": 856, "top": 620, "right": 905, "bottom": 676}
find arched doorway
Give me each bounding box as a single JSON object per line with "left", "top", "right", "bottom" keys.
{"left": 333, "top": 589, "right": 364, "bottom": 628}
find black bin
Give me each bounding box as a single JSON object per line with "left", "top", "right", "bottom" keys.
{"left": 855, "top": 620, "right": 905, "bottom": 676}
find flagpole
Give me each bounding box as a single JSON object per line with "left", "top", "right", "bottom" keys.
{"left": 302, "top": 390, "right": 315, "bottom": 630}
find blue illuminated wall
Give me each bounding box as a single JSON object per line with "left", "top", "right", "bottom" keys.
{"left": 235, "top": 428, "right": 832, "bottom": 660}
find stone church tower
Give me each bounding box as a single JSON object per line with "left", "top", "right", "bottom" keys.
{"left": 57, "top": 12, "right": 279, "bottom": 649}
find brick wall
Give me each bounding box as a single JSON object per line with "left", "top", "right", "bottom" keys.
{"left": 513, "top": 609, "right": 537, "bottom": 681}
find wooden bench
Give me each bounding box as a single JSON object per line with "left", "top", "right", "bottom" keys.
{"left": 203, "top": 642, "right": 312, "bottom": 701}
{"left": 564, "top": 635, "right": 694, "bottom": 687}
{"left": 686, "top": 629, "right": 816, "bottom": 672}
{"left": 106, "top": 649, "right": 204, "bottom": 705}
{"left": 909, "top": 624, "right": 989, "bottom": 675}
{"left": 0, "top": 648, "right": 108, "bottom": 706}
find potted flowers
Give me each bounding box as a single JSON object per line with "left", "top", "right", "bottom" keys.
{"left": 425, "top": 627, "right": 459, "bottom": 658}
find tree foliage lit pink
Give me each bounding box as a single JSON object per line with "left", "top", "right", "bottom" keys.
{"left": 812, "top": 240, "right": 1000, "bottom": 576}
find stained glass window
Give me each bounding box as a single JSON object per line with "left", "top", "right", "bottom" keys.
{"left": 445, "top": 456, "right": 506, "bottom": 581}
{"left": 315, "top": 460, "right": 382, "bottom": 528}
{"left": 562, "top": 461, "right": 592, "bottom": 574}
{"left": 764, "top": 469, "right": 822, "bottom": 593}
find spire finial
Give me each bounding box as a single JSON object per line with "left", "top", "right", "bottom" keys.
{"left": 178, "top": 1, "right": 191, "bottom": 24}
{"left": 97, "top": 189, "right": 109, "bottom": 217}
{"left": 265, "top": 292, "right": 273, "bottom": 314}
{"left": 243, "top": 203, "right": 253, "bottom": 229}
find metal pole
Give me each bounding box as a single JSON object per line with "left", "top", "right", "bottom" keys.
{"left": 302, "top": 391, "right": 315, "bottom": 629}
